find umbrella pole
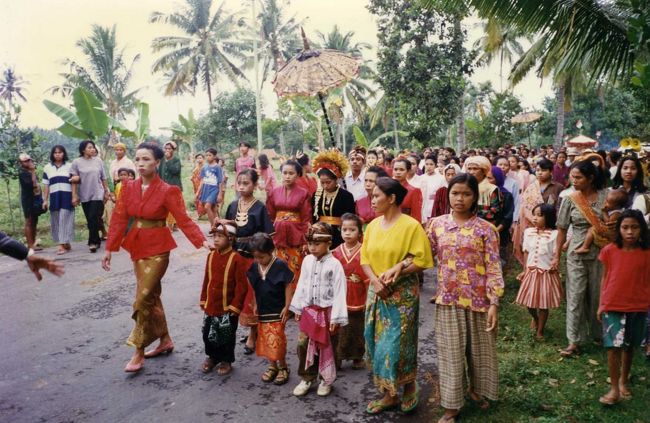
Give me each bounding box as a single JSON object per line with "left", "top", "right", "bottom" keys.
{"left": 318, "top": 92, "right": 336, "bottom": 148}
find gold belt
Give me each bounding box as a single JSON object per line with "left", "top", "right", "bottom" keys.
{"left": 318, "top": 216, "right": 342, "bottom": 226}
{"left": 276, "top": 211, "right": 300, "bottom": 223}
{"left": 135, "top": 219, "right": 166, "bottom": 229}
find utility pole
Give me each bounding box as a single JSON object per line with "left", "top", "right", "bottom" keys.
{"left": 252, "top": 0, "right": 263, "bottom": 154}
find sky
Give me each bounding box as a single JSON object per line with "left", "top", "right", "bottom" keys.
{"left": 0, "top": 0, "right": 552, "bottom": 135}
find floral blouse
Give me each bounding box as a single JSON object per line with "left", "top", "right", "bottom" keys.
{"left": 427, "top": 214, "right": 504, "bottom": 312}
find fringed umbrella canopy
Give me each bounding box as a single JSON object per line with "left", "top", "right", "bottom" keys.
{"left": 272, "top": 28, "right": 359, "bottom": 147}
{"left": 567, "top": 134, "right": 598, "bottom": 147}
{"left": 273, "top": 29, "right": 360, "bottom": 97}
{"left": 510, "top": 112, "right": 542, "bottom": 124}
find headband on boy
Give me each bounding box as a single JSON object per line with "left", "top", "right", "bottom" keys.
{"left": 210, "top": 223, "right": 237, "bottom": 237}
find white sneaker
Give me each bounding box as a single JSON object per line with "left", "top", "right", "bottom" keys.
{"left": 317, "top": 380, "right": 332, "bottom": 396}
{"left": 293, "top": 380, "right": 312, "bottom": 396}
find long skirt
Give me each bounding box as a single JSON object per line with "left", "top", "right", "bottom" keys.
{"left": 239, "top": 257, "right": 257, "bottom": 327}
{"left": 50, "top": 208, "right": 75, "bottom": 244}
{"left": 256, "top": 320, "right": 287, "bottom": 362}
{"left": 565, "top": 255, "right": 603, "bottom": 344}
{"left": 336, "top": 310, "right": 365, "bottom": 361}
{"left": 127, "top": 253, "right": 170, "bottom": 349}
{"left": 275, "top": 246, "right": 303, "bottom": 293}
{"left": 435, "top": 305, "right": 498, "bottom": 410}
{"left": 364, "top": 274, "right": 419, "bottom": 396}
{"left": 515, "top": 267, "right": 563, "bottom": 309}
{"left": 202, "top": 313, "right": 238, "bottom": 363}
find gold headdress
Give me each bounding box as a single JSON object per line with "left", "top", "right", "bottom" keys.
{"left": 313, "top": 149, "right": 349, "bottom": 179}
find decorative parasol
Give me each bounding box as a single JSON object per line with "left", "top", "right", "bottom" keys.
{"left": 566, "top": 134, "right": 598, "bottom": 149}
{"left": 510, "top": 112, "right": 542, "bottom": 147}
{"left": 273, "top": 28, "right": 360, "bottom": 147}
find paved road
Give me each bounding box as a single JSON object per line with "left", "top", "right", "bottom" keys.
{"left": 0, "top": 227, "right": 442, "bottom": 423}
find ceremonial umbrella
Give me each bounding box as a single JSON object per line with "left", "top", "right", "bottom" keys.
{"left": 566, "top": 134, "right": 598, "bottom": 149}
{"left": 511, "top": 112, "right": 542, "bottom": 147}
{"left": 273, "top": 28, "right": 360, "bottom": 147}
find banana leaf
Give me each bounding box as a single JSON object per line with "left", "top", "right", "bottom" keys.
{"left": 72, "top": 87, "right": 108, "bottom": 139}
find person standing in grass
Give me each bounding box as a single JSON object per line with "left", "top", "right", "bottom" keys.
{"left": 427, "top": 173, "right": 504, "bottom": 423}
{"left": 42, "top": 146, "right": 74, "bottom": 255}
{"left": 70, "top": 140, "right": 110, "bottom": 253}
{"left": 596, "top": 209, "right": 650, "bottom": 405}
{"left": 515, "top": 204, "right": 563, "bottom": 340}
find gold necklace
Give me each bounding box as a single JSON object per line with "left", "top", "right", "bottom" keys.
{"left": 258, "top": 256, "right": 276, "bottom": 280}
{"left": 236, "top": 198, "right": 257, "bottom": 227}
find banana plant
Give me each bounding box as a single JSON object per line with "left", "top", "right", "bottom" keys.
{"left": 44, "top": 86, "right": 150, "bottom": 148}
{"left": 352, "top": 125, "right": 409, "bottom": 149}
{"left": 43, "top": 87, "right": 109, "bottom": 140}
{"left": 162, "top": 109, "right": 197, "bottom": 155}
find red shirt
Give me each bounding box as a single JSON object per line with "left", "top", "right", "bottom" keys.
{"left": 106, "top": 175, "right": 205, "bottom": 260}
{"left": 401, "top": 181, "right": 423, "bottom": 223}
{"left": 200, "top": 248, "right": 249, "bottom": 317}
{"left": 296, "top": 174, "right": 318, "bottom": 196}
{"left": 266, "top": 185, "right": 312, "bottom": 248}
{"left": 355, "top": 196, "right": 376, "bottom": 224}
{"left": 598, "top": 244, "right": 650, "bottom": 312}
{"left": 332, "top": 244, "right": 369, "bottom": 311}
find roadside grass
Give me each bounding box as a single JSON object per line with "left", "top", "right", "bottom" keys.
{"left": 456, "top": 264, "right": 650, "bottom": 423}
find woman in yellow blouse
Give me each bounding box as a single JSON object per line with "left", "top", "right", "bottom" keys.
{"left": 361, "top": 177, "right": 434, "bottom": 415}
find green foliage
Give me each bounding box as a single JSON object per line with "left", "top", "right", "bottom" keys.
{"left": 368, "top": 0, "right": 472, "bottom": 143}
{"left": 195, "top": 88, "right": 258, "bottom": 153}
{"left": 48, "top": 24, "right": 141, "bottom": 119}
{"left": 163, "top": 109, "right": 198, "bottom": 153}
{"left": 535, "top": 85, "right": 649, "bottom": 145}
{"left": 43, "top": 87, "right": 109, "bottom": 140}
{"left": 463, "top": 84, "right": 525, "bottom": 147}
{"left": 150, "top": 0, "right": 250, "bottom": 105}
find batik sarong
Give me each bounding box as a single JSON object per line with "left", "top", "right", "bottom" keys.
{"left": 364, "top": 274, "right": 419, "bottom": 396}
{"left": 126, "top": 252, "right": 170, "bottom": 349}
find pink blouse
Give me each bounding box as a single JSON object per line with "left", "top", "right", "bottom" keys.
{"left": 427, "top": 214, "right": 504, "bottom": 312}
{"left": 266, "top": 185, "right": 312, "bottom": 248}
{"left": 355, "top": 196, "right": 376, "bottom": 224}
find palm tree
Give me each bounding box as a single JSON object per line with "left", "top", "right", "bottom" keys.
{"left": 255, "top": 0, "right": 302, "bottom": 87}
{"left": 433, "top": 0, "right": 634, "bottom": 85}
{"left": 49, "top": 25, "right": 140, "bottom": 119}
{"left": 150, "top": 0, "right": 249, "bottom": 107}
{"left": 0, "top": 68, "right": 27, "bottom": 106}
{"left": 316, "top": 25, "right": 376, "bottom": 148}
{"left": 473, "top": 17, "right": 529, "bottom": 92}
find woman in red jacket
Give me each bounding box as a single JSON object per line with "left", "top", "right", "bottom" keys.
{"left": 102, "top": 142, "right": 210, "bottom": 373}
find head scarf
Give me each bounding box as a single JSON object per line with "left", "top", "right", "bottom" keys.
{"left": 490, "top": 166, "right": 509, "bottom": 195}
{"left": 443, "top": 163, "right": 462, "bottom": 176}
{"left": 464, "top": 155, "right": 491, "bottom": 174}
{"left": 113, "top": 142, "right": 127, "bottom": 150}
{"left": 210, "top": 223, "right": 236, "bottom": 237}
{"left": 307, "top": 222, "right": 333, "bottom": 242}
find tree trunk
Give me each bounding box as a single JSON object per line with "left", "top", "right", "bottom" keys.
{"left": 205, "top": 66, "right": 213, "bottom": 108}
{"left": 278, "top": 128, "right": 286, "bottom": 156}
{"left": 5, "top": 180, "right": 15, "bottom": 234}
{"left": 456, "top": 86, "right": 466, "bottom": 152}
{"left": 554, "top": 84, "right": 566, "bottom": 149}
{"left": 335, "top": 122, "right": 342, "bottom": 150}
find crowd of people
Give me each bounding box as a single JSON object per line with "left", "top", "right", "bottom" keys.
{"left": 11, "top": 138, "right": 650, "bottom": 421}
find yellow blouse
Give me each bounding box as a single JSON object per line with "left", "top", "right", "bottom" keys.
{"left": 361, "top": 214, "right": 433, "bottom": 275}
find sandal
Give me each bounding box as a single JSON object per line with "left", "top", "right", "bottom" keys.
{"left": 202, "top": 358, "right": 216, "bottom": 373}
{"left": 216, "top": 363, "right": 232, "bottom": 376}
{"left": 400, "top": 382, "right": 420, "bottom": 413}
{"left": 366, "top": 399, "right": 399, "bottom": 415}
{"left": 598, "top": 394, "right": 621, "bottom": 405}
{"left": 559, "top": 345, "right": 581, "bottom": 357}
{"left": 274, "top": 367, "right": 290, "bottom": 385}
{"left": 468, "top": 392, "right": 489, "bottom": 410}
{"left": 351, "top": 359, "right": 365, "bottom": 370}
{"left": 261, "top": 366, "right": 278, "bottom": 383}
{"left": 243, "top": 345, "right": 255, "bottom": 355}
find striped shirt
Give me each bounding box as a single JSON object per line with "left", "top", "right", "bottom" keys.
{"left": 43, "top": 162, "right": 73, "bottom": 211}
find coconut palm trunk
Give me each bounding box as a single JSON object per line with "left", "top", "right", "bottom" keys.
{"left": 554, "top": 83, "right": 565, "bottom": 149}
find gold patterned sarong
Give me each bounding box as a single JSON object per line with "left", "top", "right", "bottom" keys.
{"left": 127, "top": 252, "right": 170, "bottom": 349}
